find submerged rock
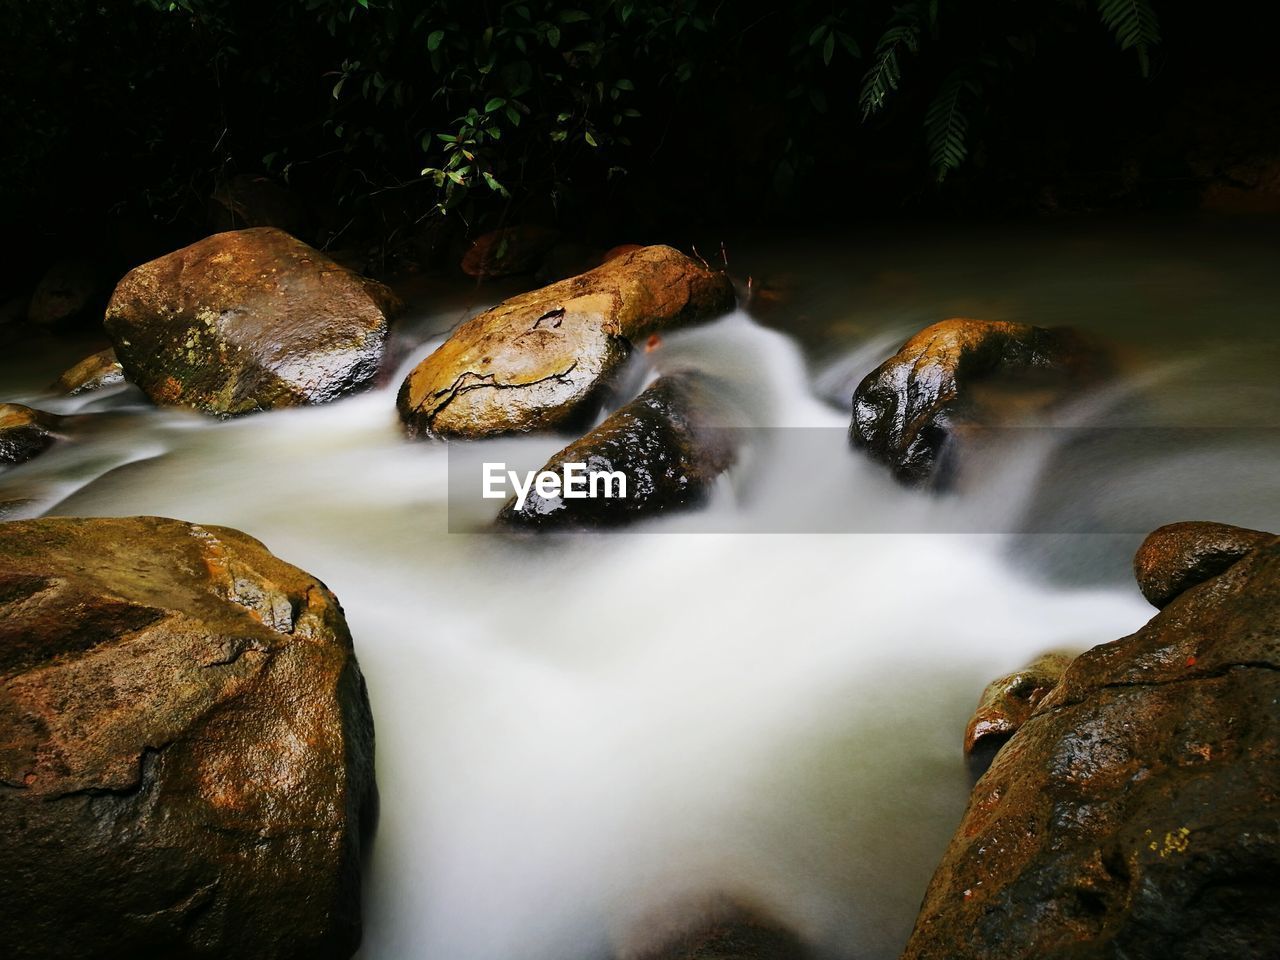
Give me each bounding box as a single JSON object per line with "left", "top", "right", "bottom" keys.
{"left": 615, "top": 896, "right": 809, "bottom": 960}
{"left": 1133, "top": 519, "right": 1275, "bottom": 609}
{"left": 104, "top": 227, "right": 391, "bottom": 417}
{"left": 0, "top": 516, "right": 376, "bottom": 960}
{"left": 963, "top": 652, "right": 1071, "bottom": 776}
{"left": 902, "top": 524, "right": 1280, "bottom": 960}
{"left": 497, "top": 373, "right": 738, "bottom": 529}
{"left": 0, "top": 403, "right": 59, "bottom": 464}
{"left": 850, "top": 318, "right": 1100, "bottom": 486}
{"left": 50, "top": 347, "right": 126, "bottom": 395}
{"left": 398, "top": 245, "right": 734, "bottom": 439}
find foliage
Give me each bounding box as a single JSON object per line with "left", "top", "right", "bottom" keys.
{"left": 0, "top": 0, "right": 1167, "bottom": 262}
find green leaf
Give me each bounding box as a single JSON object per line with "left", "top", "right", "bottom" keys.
{"left": 823, "top": 31, "right": 835, "bottom": 65}
{"left": 546, "top": 25, "right": 561, "bottom": 47}
{"left": 924, "top": 70, "right": 981, "bottom": 181}
{"left": 1096, "top": 0, "right": 1161, "bottom": 76}
{"left": 584, "top": 131, "right": 598, "bottom": 147}
{"left": 427, "top": 30, "right": 445, "bottom": 52}
{"left": 615, "top": 78, "right": 635, "bottom": 91}
{"left": 484, "top": 97, "right": 506, "bottom": 113}
{"left": 506, "top": 104, "right": 522, "bottom": 126}
{"left": 559, "top": 9, "right": 591, "bottom": 23}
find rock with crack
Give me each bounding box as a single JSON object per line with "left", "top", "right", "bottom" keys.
{"left": 496, "top": 373, "right": 738, "bottom": 529}
{"left": 0, "top": 516, "right": 376, "bottom": 960}
{"left": 397, "top": 245, "right": 735, "bottom": 439}
{"left": 901, "top": 523, "right": 1280, "bottom": 960}
{"left": 50, "top": 347, "right": 126, "bottom": 395}
{"left": 850, "top": 318, "right": 1102, "bottom": 487}
{"left": 0, "top": 403, "right": 60, "bottom": 465}
{"left": 104, "top": 227, "right": 392, "bottom": 417}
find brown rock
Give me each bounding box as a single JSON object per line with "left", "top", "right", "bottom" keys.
{"left": 0, "top": 403, "right": 59, "bottom": 465}
{"left": 963, "top": 652, "right": 1071, "bottom": 775}
{"left": 496, "top": 373, "right": 738, "bottom": 529}
{"left": 616, "top": 896, "right": 808, "bottom": 960}
{"left": 0, "top": 516, "right": 375, "bottom": 960}
{"left": 460, "top": 224, "right": 561, "bottom": 278}
{"left": 104, "top": 227, "right": 390, "bottom": 416}
{"left": 397, "top": 245, "right": 735, "bottom": 439}
{"left": 49, "top": 347, "right": 126, "bottom": 395}
{"left": 27, "top": 258, "right": 104, "bottom": 327}
{"left": 850, "top": 318, "right": 1101, "bottom": 486}
{"left": 901, "top": 529, "right": 1280, "bottom": 960}
{"left": 1134, "top": 520, "right": 1276, "bottom": 609}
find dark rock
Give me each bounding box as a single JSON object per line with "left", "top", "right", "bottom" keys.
{"left": 397, "top": 245, "right": 735, "bottom": 439}
{"left": 963, "top": 652, "right": 1071, "bottom": 777}
{"left": 49, "top": 347, "right": 126, "bottom": 395}
{"left": 901, "top": 528, "right": 1280, "bottom": 960}
{"left": 27, "top": 258, "right": 105, "bottom": 327}
{"left": 209, "top": 173, "right": 312, "bottom": 240}
{"left": 850, "top": 318, "right": 1101, "bottom": 486}
{"left": 0, "top": 516, "right": 376, "bottom": 960}
{"left": 104, "top": 227, "right": 390, "bottom": 417}
{"left": 0, "top": 403, "right": 59, "bottom": 464}
{"left": 616, "top": 897, "right": 809, "bottom": 960}
{"left": 460, "top": 224, "right": 561, "bottom": 278}
{"left": 1134, "top": 520, "right": 1276, "bottom": 609}
{"left": 497, "top": 373, "right": 737, "bottom": 529}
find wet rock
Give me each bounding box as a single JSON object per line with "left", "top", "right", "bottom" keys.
{"left": 0, "top": 403, "right": 59, "bottom": 465}
{"left": 615, "top": 897, "right": 809, "bottom": 960}
{"left": 850, "top": 318, "right": 1100, "bottom": 486}
{"left": 104, "top": 227, "right": 390, "bottom": 416}
{"left": 497, "top": 373, "right": 737, "bottom": 529}
{"left": 27, "top": 257, "right": 105, "bottom": 327}
{"left": 0, "top": 516, "right": 376, "bottom": 960}
{"left": 601, "top": 243, "right": 645, "bottom": 264}
{"left": 460, "top": 224, "right": 561, "bottom": 278}
{"left": 1133, "top": 520, "right": 1275, "bottom": 609}
{"left": 901, "top": 528, "right": 1280, "bottom": 960}
{"left": 209, "top": 173, "right": 312, "bottom": 239}
{"left": 398, "top": 245, "right": 735, "bottom": 439}
{"left": 49, "top": 347, "right": 126, "bottom": 395}
{"left": 963, "top": 653, "right": 1071, "bottom": 777}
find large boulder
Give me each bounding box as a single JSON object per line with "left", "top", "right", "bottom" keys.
{"left": 397, "top": 245, "right": 734, "bottom": 439}
{"left": 496, "top": 373, "right": 737, "bottom": 529}
{"left": 0, "top": 403, "right": 59, "bottom": 465}
{"left": 850, "top": 319, "right": 1100, "bottom": 486}
{"left": 0, "top": 516, "right": 376, "bottom": 960}
{"left": 901, "top": 523, "right": 1280, "bottom": 960}
{"left": 49, "top": 347, "right": 126, "bottom": 395}
{"left": 104, "top": 227, "right": 391, "bottom": 417}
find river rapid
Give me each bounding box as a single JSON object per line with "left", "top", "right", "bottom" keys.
{"left": 2, "top": 219, "right": 1277, "bottom": 959}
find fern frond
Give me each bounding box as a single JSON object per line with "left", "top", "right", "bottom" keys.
{"left": 924, "top": 71, "right": 980, "bottom": 181}
{"left": 1096, "top": 0, "right": 1161, "bottom": 75}
{"left": 859, "top": 4, "right": 924, "bottom": 120}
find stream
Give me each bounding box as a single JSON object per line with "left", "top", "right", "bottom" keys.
{"left": 2, "top": 219, "right": 1278, "bottom": 959}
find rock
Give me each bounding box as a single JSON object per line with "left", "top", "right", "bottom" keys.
{"left": 1134, "top": 520, "right": 1276, "bottom": 609}
{"left": 27, "top": 258, "right": 105, "bottom": 327}
{"left": 49, "top": 347, "right": 126, "bottom": 395}
{"left": 398, "top": 245, "right": 735, "bottom": 439}
{"left": 460, "top": 224, "right": 562, "bottom": 278}
{"left": 496, "top": 373, "right": 737, "bottom": 529}
{"left": 850, "top": 318, "right": 1100, "bottom": 486}
{"left": 601, "top": 243, "right": 645, "bottom": 264}
{"left": 209, "top": 173, "right": 312, "bottom": 239}
{"left": 104, "top": 227, "right": 390, "bottom": 416}
{"left": 901, "top": 527, "right": 1280, "bottom": 960}
{"left": 0, "top": 516, "right": 376, "bottom": 960}
{"left": 615, "top": 896, "right": 808, "bottom": 960}
{"left": 0, "top": 403, "right": 59, "bottom": 465}
{"left": 963, "top": 653, "right": 1071, "bottom": 777}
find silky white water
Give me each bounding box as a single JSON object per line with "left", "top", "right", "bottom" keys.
{"left": 4, "top": 223, "right": 1278, "bottom": 959}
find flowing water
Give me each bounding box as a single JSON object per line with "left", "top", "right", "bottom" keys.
{"left": 2, "top": 220, "right": 1278, "bottom": 959}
